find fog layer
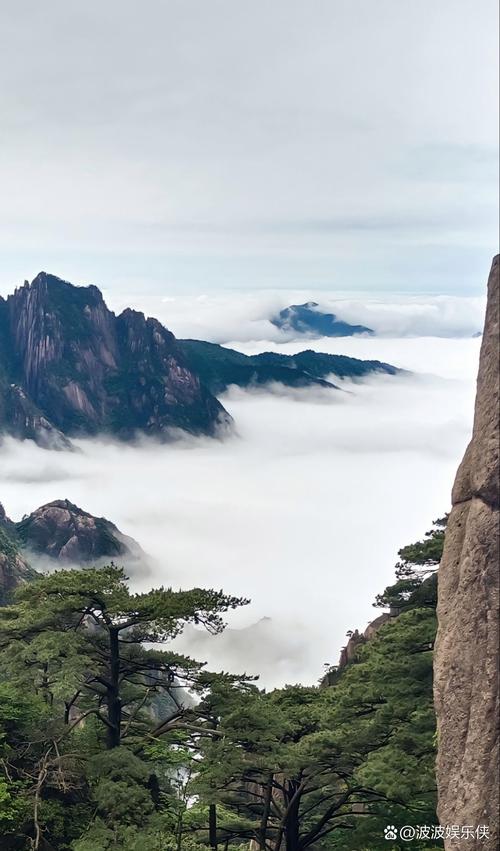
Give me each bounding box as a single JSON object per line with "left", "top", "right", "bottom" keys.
{"left": 0, "top": 334, "right": 478, "bottom": 687}
{"left": 104, "top": 289, "right": 486, "bottom": 343}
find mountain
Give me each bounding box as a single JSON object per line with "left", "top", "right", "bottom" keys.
{"left": 271, "top": 301, "right": 374, "bottom": 337}
{"left": 0, "top": 273, "right": 230, "bottom": 446}
{"left": 0, "top": 273, "right": 401, "bottom": 447}
{"left": 178, "top": 340, "right": 399, "bottom": 394}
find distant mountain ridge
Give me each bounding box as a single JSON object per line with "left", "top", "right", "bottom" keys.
{"left": 272, "top": 301, "right": 374, "bottom": 337}
{"left": 179, "top": 340, "right": 399, "bottom": 395}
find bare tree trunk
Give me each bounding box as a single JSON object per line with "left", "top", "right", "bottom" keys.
{"left": 106, "top": 627, "right": 121, "bottom": 749}
{"left": 209, "top": 803, "right": 218, "bottom": 851}
{"left": 258, "top": 773, "right": 274, "bottom": 850}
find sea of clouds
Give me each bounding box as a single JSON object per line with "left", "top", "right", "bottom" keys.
{"left": 103, "top": 288, "right": 486, "bottom": 344}
{"left": 0, "top": 287, "right": 483, "bottom": 688}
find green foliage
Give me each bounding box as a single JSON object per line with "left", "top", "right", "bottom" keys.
{"left": 191, "top": 523, "right": 443, "bottom": 851}
{"left": 0, "top": 521, "right": 444, "bottom": 850}
{"left": 0, "top": 565, "right": 249, "bottom": 849}
{"left": 374, "top": 518, "right": 445, "bottom": 612}
{"left": 0, "top": 527, "right": 18, "bottom": 561}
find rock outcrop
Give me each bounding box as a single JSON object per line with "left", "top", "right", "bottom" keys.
{"left": 0, "top": 498, "right": 149, "bottom": 602}
{"left": 0, "top": 272, "right": 230, "bottom": 445}
{"left": 320, "top": 612, "right": 392, "bottom": 686}
{"left": 16, "top": 499, "right": 145, "bottom": 566}
{"left": 434, "top": 255, "right": 499, "bottom": 849}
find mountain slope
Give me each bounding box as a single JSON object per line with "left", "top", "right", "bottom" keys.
{"left": 0, "top": 273, "right": 230, "bottom": 445}
{"left": 0, "top": 504, "right": 37, "bottom": 604}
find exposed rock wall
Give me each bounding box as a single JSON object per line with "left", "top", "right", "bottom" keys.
{"left": 0, "top": 272, "right": 231, "bottom": 444}
{"left": 434, "top": 255, "right": 499, "bottom": 850}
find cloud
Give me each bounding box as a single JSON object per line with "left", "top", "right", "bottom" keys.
{"left": 103, "top": 289, "right": 486, "bottom": 344}
{"left": 0, "top": 335, "right": 479, "bottom": 688}
{"left": 1, "top": 465, "right": 80, "bottom": 485}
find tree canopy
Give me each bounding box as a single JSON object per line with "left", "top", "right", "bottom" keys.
{"left": 0, "top": 522, "right": 445, "bottom": 850}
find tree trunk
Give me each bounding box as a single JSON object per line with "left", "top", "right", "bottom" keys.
{"left": 258, "top": 773, "right": 274, "bottom": 850}
{"left": 209, "top": 803, "right": 218, "bottom": 851}
{"left": 284, "top": 780, "right": 300, "bottom": 851}
{"left": 106, "top": 627, "right": 122, "bottom": 749}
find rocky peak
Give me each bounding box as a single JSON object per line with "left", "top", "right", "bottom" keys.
{"left": 16, "top": 498, "right": 145, "bottom": 565}
{"left": 0, "top": 272, "right": 230, "bottom": 444}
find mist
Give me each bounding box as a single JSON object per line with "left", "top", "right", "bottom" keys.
{"left": 0, "top": 332, "right": 479, "bottom": 688}
{"left": 104, "top": 289, "right": 486, "bottom": 344}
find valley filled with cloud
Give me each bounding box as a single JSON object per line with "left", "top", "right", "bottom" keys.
{"left": 0, "top": 295, "right": 481, "bottom": 687}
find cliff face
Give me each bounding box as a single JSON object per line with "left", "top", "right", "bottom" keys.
{"left": 0, "top": 272, "right": 230, "bottom": 444}
{"left": 434, "top": 256, "right": 499, "bottom": 849}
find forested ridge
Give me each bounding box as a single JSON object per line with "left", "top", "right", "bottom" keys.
{"left": 0, "top": 522, "right": 445, "bottom": 850}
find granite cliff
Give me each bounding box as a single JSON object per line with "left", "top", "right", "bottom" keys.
{"left": 0, "top": 272, "right": 230, "bottom": 445}
{"left": 434, "top": 255, "right": 499, "bottom": 850}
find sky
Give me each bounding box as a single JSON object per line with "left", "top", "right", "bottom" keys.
{"left": 0, "top": 0, "right": 498, "bottom": 296}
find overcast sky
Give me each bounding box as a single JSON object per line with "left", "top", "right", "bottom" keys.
{"left": 0, "top": 0, "right": 498, "bottom": 295}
